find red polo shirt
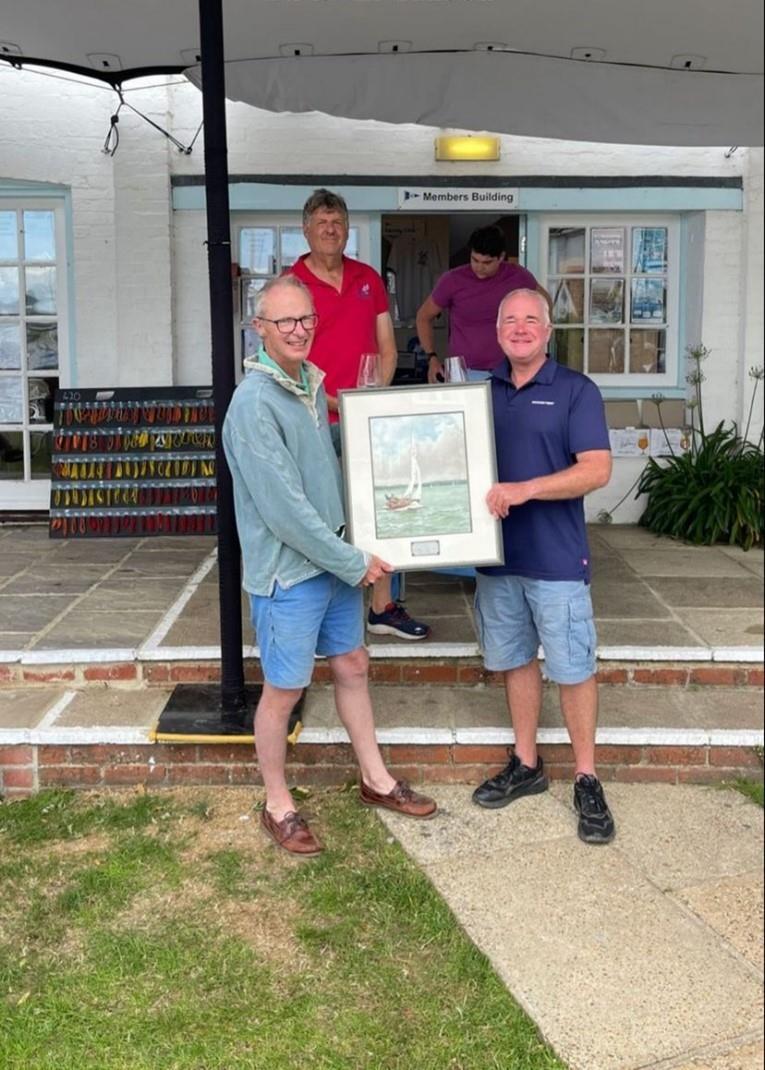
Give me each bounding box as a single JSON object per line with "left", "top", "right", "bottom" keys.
{"left": 289, "top": 254, "right": 389, "bottom": 422}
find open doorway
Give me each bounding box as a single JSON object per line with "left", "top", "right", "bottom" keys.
{"left": 380, "top": 212, "right": 523, "bottom": 372}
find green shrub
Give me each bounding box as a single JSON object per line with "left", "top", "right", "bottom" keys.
{"left": 636, "top": 347, "right": 764, "bottom": 549}
{"left": 637, "top": 422, "right": 764, "bottom": 548}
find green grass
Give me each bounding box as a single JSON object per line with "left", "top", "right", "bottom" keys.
{"left": 731, "top": 778, "right": 764, "bottom": 807}
{"left": 0, "top": 788, "right": 565, "bottom": 1070}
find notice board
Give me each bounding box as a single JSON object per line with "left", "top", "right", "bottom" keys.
{"left": 49, "top": 386, "right": 217, "bottom": 538}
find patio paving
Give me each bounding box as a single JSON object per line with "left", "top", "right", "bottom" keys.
{"left": 0, "top": 523, "right": 762, "bottom": 660}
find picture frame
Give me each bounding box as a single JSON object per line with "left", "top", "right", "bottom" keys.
{"left": 339, "top": 382, "right": 504, "bottom": 571}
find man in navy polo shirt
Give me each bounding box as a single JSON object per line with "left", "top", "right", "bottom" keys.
{"left": 472, "top": 289, "right": 616, "bottom": 844}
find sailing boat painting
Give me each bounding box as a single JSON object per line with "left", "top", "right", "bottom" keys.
{"left": 369, "top": 411, "right": 472, "bottom": 539}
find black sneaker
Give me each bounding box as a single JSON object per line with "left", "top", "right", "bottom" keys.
{"left": 472, "top": 750, "right": 549, "bottom": 809}
{"left": 574, "top": 775, "right": 615, "bottom": 844}
{"left": 367, "top": 601, "right": 430, "bottom": 640}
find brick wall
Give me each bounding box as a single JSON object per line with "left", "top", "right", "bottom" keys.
{"left": 1, "top": 739, "right": 761, "bottom": 800}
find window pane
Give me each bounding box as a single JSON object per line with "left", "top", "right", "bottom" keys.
{"left": 632, "top": 227, "right": 668, "bottom": 274}
{"left": 591, "top": 228, "right": 625, "bottom": 274}
{"left": 631, "top": 278, "right": 666, "bottom": 323}
{"left": 241, "top": 277, "right": 267, "bottom": 322}
{"left": 630, "top": 329, "right": 666, "bottom": 374}
{"left": 0, "top": 377, "right": 23, "bottom": 422}
{"left": 0, "top": 266, "right": 20, "bottom": 315}
{"left": 0, "top": 323, "right": 21, "bottom": 370}
{"left": 553, "top": 329, "right": 584, "bottom": 371}
{"left": 239, "top": 228, "right": 275, "bottom": 274}
{"left": 590, "top": 278, "right": 624, "bottom": 324}
{"left": 0, "top": 212, "right": 18, "bottom": 260}
{"left": 30, "top": 430, "right": 53, "bottom": 479}
{"left": 589, "top": 329, "right": 625, "bottom": 374}
{"left": 548, "top": 228, "right": 585, "bottom": 274}
{"left": 27, "top": 323, "right": 59, "bottom": 371}
{"left": 25, "top": 266, "right": 57, "bottom": 315}
{"left": 552, "top": 278, "right": 584, "bottom": 324}
{"left": 242, "top": 327, "right": 261, "bottom": 361}
{"left": 280, "top": 227, "right": 309, "bottom": 268}
{"left": 346, "top": 227, "right": 360, "bottom": 261}
{"left": 0, "top": 430, "right": 24, "bottom": 479}
{"left": 23, "top": 210, "right": 56, "bottom": 261}
{"left": 28, "top": 376, "right": 55, "bottom": 423}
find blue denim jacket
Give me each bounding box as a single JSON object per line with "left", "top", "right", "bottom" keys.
{"left": 222, "top": 354, "right": 367, "bottom": 596}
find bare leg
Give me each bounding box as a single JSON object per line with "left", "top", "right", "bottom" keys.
{"left": 559, "top": 676, "right": 598, "bottom": 776}
{"left": 254, "top": 682, "right": 304, "bottom": 820}
{"left": 370, "top": 572, "right": 393, "bottom": 615}
{"left": 504, "top": 658, "right": 543, "bottom": 768}
{"left": 329, "top": 646, "right": 396, "bottom": 794}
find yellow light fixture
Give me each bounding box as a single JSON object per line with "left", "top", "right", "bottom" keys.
{"left": 435, "top": 135, "right": 501, "bottom": 162}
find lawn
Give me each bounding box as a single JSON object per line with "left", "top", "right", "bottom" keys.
{"left": 0, "top": 787, "right": 565, "bottom": 1070}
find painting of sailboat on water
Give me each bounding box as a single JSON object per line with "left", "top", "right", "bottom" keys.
{"left": 369, "top": 412, "right": 472, "bottom": 539}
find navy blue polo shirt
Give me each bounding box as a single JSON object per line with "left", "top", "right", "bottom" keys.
{"left": 479, "top": 357, "right": 610, "bottom": 583}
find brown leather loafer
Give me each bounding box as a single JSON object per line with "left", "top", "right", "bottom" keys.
{"left": 260, "top": 808, "right": 323, "bottom": 857}
{"left": 360, "top": 779, "right": 437, "bottom": 819}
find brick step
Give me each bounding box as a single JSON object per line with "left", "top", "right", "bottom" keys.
{"left": 1, "top": 657, "right": 763, "bottom": 689}
{"left": 1, "top": 685, "right": 762, "bottom": 798}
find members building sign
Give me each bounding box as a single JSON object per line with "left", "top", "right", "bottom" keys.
{"left": 397, "top": 187, "right": 519, "bottom": 211}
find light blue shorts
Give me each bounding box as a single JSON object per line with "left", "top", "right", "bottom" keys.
{"left": 474, "top": 574, "right": 597, "bottom": 685}
{"left": 250, "top": 573, "right": 364, "bottom": 690}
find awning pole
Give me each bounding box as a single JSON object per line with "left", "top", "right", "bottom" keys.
{"left": 198, "top": 0, "right": 247, "bottom": 720}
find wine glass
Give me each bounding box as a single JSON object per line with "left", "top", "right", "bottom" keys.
{"left": 357, "top": 352, "right": 382, "bottom": 388}
{"left": 443, "top": 356, "right": 468, "bottom": 383}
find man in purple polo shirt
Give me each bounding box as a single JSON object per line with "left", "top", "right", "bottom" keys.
{"left": 415, "top": 225, "right": 548, "bottom": 383}
{"left": 472, "top": 289, "right": 616, "bottom": 844}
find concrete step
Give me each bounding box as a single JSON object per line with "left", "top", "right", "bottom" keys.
{"left": 1, "top": 684, "right": 762, "bottom": 798}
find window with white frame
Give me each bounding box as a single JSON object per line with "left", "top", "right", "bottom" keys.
{"left": 0, "top": 200, "right": 69, "bottom": 506}
{"left": 234, "top": 216, "right": 363, "bottom": 372}
{"left": 542, "top": 217, "right": 680, "bottom": 388}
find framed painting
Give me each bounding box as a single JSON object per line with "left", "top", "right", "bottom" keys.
{"left": 339, "top": 382, "right": 503, "bottom": 570}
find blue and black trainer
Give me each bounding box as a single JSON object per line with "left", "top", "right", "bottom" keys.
{"left": 367, "top": 602, "right": 430, "bottom": 641}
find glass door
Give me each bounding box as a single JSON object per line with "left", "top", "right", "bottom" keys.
{"left": 0, "top": 201, "right": 69, "bottom": 509}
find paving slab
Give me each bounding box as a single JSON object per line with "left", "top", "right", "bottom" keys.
{"left": 162, "top": 584, "right": 250, "bottom": 647}
{"left": 595, "top": 527, "right": 699, "bottom": 551}
{"left": 0, "top": 594, "right": 76, "bottom": 632}
{"left": 0, "top": 688, "right": 64, "bottom": 728}
{"left": 379, "top": 784, "right": 764, "bottom": 1070}
{"left": 677, "top": 610, "right": 765, "bottom": 646}
{"left": 595, "top": 619, "right": 705, "bottom": 647}
{"left": 57, "top": 689, "right": 171, "bottom": 728}
{"left": 669, "top": 1040, "right": 764, "bottom": 1070}
{"left": 376, "top": 784, "right": 572, "bottom": 863}
{"left": 591, "top": 581, "right": 672, "bottom": 618}
{"left": 646, "top": 578, "right": 764, "bottom": 609}
{"left": 548, "top": 783, "right": 764, "bottom": 889}
{"left": 31, "top": 610, "right": 163, "bottom": 649}
{"left": 674, "top": 873, "right": 764, "bottom": 971}
{"left": 625, "top": 551, "right": 754, "bottom": 579}
{"left": 0, "top": 633, "right": 34, "bottom": 651}
{"left": 75, "top": 578, "right": 188, "bottom": 614}
{"left": 0, "top": 566, "right": 109, "bottom": 595}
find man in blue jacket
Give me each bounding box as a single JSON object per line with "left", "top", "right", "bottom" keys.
{"left": 223, "top": 275, "right": 436, "bottom": 857}
{"left": 473, "top": 289, "right": 616, "bottom": 844}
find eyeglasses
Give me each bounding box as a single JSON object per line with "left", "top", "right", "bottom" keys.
{"left": 257, "top": 314, "right": 319, "bottom": 335}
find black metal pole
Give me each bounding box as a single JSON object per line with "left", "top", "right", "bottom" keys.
{"left": 198, "top": 0, "right": 247, "bottom": 721}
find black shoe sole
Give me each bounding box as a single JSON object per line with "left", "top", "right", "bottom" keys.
{"left": 577, "top": 823, "right": 616, "bottom": 845}
{"left": 472, "top": 775, "right": 549, "bottom": 809}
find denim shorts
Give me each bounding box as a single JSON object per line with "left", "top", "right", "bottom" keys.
{"left": 250, "top": 573, "right": 364, "bottom": 689}
{"left": 474, "top": 574, "right": 597, "bottom": 685}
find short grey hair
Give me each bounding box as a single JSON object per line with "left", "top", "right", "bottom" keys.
{"left": 302, "top": 188, "right": 349, "bottom": 227}
{"left": 497, "top": 288, "right": 551, "bottom": 328}
{"left": 253, "top": 275, "right": 313, "bottom": 320}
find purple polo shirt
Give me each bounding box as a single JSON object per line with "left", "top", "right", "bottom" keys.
{"left": 431, "top": 261, "right": 538, "bottom": 371}
{"left": 479, "top": 358, "right": 610, "bottom": 583}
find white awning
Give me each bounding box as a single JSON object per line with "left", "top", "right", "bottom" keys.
{"left": 2, "top": 0, "right": 763, "bottom": 146}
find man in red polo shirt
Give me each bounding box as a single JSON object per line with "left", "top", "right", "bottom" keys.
{"left": 289, "top": 188, "right": 430, "bottom": 641}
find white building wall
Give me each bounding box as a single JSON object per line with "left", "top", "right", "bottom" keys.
{"left": 0, "top": 67, "right": 174, "bottom": 388}
{"left": 2, "top": 72, "right": 762, "bottom": 521}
